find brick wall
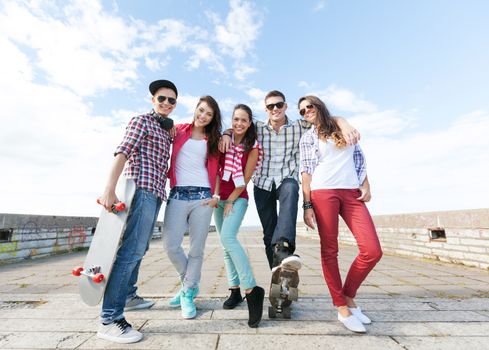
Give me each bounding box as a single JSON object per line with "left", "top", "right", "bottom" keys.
{"left": 297, "top": 208, "right": 489, "bottom": 270}
{"left": 0, "top": 214, "right": 163, "bottom": 264}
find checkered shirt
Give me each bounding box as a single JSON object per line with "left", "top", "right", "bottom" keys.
{"left": 299, "top": 126, "right": 366, "bottom": 185}
{"left": 253, "top": 118, "right": 312, "bottom": 191}
{"left": 114, "top": 110, "right": 172, "bottom": 200}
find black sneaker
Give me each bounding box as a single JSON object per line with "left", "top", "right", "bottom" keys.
{"left": 245, "top": 286, "right": 265, "bottom": 328}
{"left": 223, "top": 288, "right": 243, "bottom": 309}
{"left": 272, "top": 237, "right": 295, "bottom": 268}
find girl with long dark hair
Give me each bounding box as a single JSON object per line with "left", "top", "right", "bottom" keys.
{"left": 163, "top": 95, "right": 222, "bottom": 319}
{"left": 299, "top": 95, "right": 382, "bottom": 333}
{"left": 214, "top": 104, "right": 265, "bottom": 328}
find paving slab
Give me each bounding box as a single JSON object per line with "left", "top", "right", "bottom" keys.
{"left": 392, "top": 336, "right": 489, "bottom": 350}
{"left": 217, "top": 334, "right": 403, "bottom": 350}
{"left": 1, "top": 230, "right": 489, "bottom": 349}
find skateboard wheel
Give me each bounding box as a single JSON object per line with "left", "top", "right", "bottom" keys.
{"left": 282, "top": 306, "right": 291, "bottom": 319}
{"left": 114, "top": 202, "right": 126, "bottom": 212}
{"left": 288, "top": 287, "right": 298, "bottom": 301}
{"left": 270, "top": 283, "right": 281, "bottom": 298}
{"left": 268, "top": 306, "right": 277, "bottom": 318}
{"left": 93, "top": 273, "right": 104, "bottom": 283}
{"left": 72, "top": 267, "right": 84, "bottom": 276}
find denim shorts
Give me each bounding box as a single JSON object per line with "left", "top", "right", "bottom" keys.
{"left": 169, "top": 186, "right": 212, "bottom": 201}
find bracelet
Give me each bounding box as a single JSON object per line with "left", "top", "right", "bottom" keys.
{"left": 302, "top": 201, "right": 313, "bottom": 210}
{"left": 222, "top": 132, "right": 232, "bottom": 137}
{"left": 225, "top": 200, "right": 234, "bottom": 204}
{"left": 212, "top": 194, "right": 220, "bottom": 200}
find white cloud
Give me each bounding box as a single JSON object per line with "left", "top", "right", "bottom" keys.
{"left": 313, "top": 1, "right": 328, "bottom": 12}
{"left": 186, "top": 44, "right": 227, "bottom": 74}
{"left": 349, "top": 110, "right": 417, "bottom": 136}
{"left": 245, "top": 87, "right": 267, "bottom": 115}
{"left": 298, "top": 81, "right": 312, "bottom": 89}
{"left": 234, "top": 64, "right": 257, "bottom": 81}
{"left": 215, "top": 0, "right": 262, "bottom": 60}
{"left": 1, "top": 0, "right": 260, "bottom": 98}
{"left": 315, "top": 85, "right": 377, "bottom": 113}
{"left": 362, "top": 110, "right": 489, "bottom": 215}
{"left": 0, "top": 1, "right": 139, "bottom": 96}
{"left": 307, "top": 85, "right": 414, "bottom": 136}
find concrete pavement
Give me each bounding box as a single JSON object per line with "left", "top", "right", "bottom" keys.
{"left": 1, "top": 229, "right": 489, "bottom": 349}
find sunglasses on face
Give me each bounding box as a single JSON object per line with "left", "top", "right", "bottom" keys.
{"left": 299, "top": 104, "right": 314, "bottom": 116}
{"left": 156, "top": 95, "right": 177, "bottom": 105}
{"left": 265, "top": 101, "right": 285, "bottom": 111}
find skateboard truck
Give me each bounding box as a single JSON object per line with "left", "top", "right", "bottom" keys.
{"left": 268, "top": 266, "right": 299, "bottom": 319}
{"left": 96, "top": 199, "right": 126, "bottom": 213}
{"left": 72, "top": 266, "right": 105, "bottom": 283}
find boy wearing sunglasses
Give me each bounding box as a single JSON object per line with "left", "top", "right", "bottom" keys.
{"left": 96, "top": 79, "right": 177, "bottom": 344}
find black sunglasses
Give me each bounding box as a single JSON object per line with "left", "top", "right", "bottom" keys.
{"left": 157, "top": 95, "right": 177, "bottom": 105}
{"left": 266, "top": 101, "right": 285, "bottom": 111}
{"left": 299, "top": 104, "right": 314, "bottom": 116}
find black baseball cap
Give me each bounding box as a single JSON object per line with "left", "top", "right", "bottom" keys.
{"left": 149, "top": 79, "right": 178, "bottom": 97}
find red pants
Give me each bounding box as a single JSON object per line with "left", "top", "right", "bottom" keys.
{"left": 311, "top": 189, "right": 382, "bottom": 307}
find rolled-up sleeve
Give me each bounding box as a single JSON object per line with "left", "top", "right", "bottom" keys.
{"left": 299, "top": 129, "right": 318, "bottom": 175}
{"left": 353, "top": 144, "right": 367, "bottom": 185}
{"left": 114, "top": 116, "right": 145, "bottom": 157}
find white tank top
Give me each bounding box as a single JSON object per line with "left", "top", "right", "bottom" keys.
{"left": 310, "top": 139, "right": 359, "bottom": 190}
{"left": 175, "top": 138, "right": 210, "bottom": 187}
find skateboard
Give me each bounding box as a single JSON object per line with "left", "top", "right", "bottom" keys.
{"left": 268, "top": 262, "right": 300, "bottom": 319}
{"left": 72, "top": 178, "right": 136, "bottom": 306}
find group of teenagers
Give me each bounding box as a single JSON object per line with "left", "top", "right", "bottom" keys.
{"left": 97, "top": 79, "right": 383, "bottom": 343}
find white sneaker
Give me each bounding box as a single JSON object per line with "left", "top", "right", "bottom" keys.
{"left": 349, "top": 307, "right": 371, "bottom": 324}
{"left": 97, "top": 318, "right": 143, "bottom": 343}
{"left": 337, "top": 313, "right": 366, "bottom": 333}
{"left": 281, "top": 255, "right": 302, "bottom": 271}
{"left": 125, "top": 295, "right": 155, "bottom": 311}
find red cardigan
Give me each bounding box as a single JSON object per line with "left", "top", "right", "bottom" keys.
{"left": 167, "top": 123, "right": 220, "bottom": 194}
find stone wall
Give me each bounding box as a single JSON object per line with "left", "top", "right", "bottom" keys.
{"left": 0, "top": 214, "right": 163, "bottom": 264}
{"left": 297, "top": 208, "right": 489, "bottom": 270}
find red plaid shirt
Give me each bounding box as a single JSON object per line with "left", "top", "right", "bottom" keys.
{"left": 115, "top": 110, "right": 172, "bottom": 200}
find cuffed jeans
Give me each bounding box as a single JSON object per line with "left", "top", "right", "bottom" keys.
{"left": 214, "top": 198, "right": 256, "bottom": 290}
{"left": 312, "top": 189, "right": 383, "bottom": 307}
{"left": 163, "top": 186, "right": 213, "bottom": 291}
{"left": 101, "top": 188, "right": 162, "bottom": 324}
{"left": 254, "top": 178, "right": 299, "bottom": 268}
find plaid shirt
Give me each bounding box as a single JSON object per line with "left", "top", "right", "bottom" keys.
{"left": 299, "top": 126, "right": 367, "bottom": 185}
{"left": 115, "top": 110, "right": 172, "bottom": 200}
{"left": 253, "top": 117, "right": 312, "bottom": 191}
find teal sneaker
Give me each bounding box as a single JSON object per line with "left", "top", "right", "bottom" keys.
{"left": 181, "top": 287, "right": 197, "bottom": 319}
{"left": 168, "top": 290, "right": 181, "bottom": 308}
{"left": 168, "top": 286, "right": 199, "bottom": 308}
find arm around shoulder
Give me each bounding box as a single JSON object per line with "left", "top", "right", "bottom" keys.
{"left": 333, "top": 116, "right": 360, "bottom": 145}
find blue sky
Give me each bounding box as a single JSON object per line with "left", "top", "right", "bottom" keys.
{"left": 1, "top": 0, "right": 488, "bottom": 225}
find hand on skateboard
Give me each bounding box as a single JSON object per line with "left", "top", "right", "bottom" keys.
{"left": 72, "top": 178, "right": 136, "bottom": 306}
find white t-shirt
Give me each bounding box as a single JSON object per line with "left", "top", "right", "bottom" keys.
{"left": 310, "top": 139, "right": 360, "bottom": 190}
{"left": 175, "top": 138, "right": 210, "bottom": 187}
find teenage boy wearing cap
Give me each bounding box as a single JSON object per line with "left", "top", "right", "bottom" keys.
{"left": 96, "top": 79, "right": 177, "bottom": 344}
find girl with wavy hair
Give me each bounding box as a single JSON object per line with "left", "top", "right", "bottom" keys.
{"left": 163, "top": 95, "right": 222, "bottom": 319}
{"left": 299, "top": 95, "right": 382, "bottom": 333}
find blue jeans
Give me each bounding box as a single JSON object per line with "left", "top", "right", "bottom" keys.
{"left": 254, "top": 178, "right": 299, "bottom": 268}
{"left": 214, "top": 198, "right": 256, "bottom": 290}
{"left": 163, "top": 186, "right": 213, "bottom": 290}
{"left": 100, "top": 188, "right": 162, "bottom": 324}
